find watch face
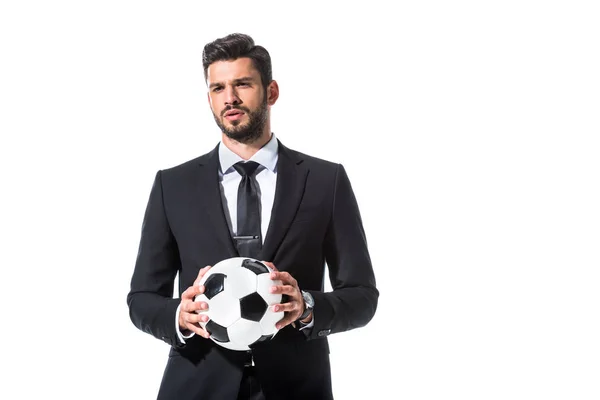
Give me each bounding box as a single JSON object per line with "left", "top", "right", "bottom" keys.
{"left": 303, "top": 291, "right": 314, "bottom": 308}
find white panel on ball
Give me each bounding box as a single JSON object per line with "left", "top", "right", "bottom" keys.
{"left": 203, "top": 291, "right": 240, "bottom": 327}
{"left": 228, "top": 318, "right": 263, "bottom": 348}
{"left": 226, "top": 266, "right": 259, "bottom": 299}
{"left": 259, "top": 307, "right": 284, "bottom": 336}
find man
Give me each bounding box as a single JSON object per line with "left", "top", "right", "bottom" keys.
{"left": 127, "top": 33, "right": 378, "bottom": 400}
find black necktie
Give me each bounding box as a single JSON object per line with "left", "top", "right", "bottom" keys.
{"left": 232, "top": 161, "right": 262, "bottom": 258}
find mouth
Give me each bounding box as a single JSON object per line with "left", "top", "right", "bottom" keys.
{"left": 224, "top": 109, "right": 245, "bottom": 121}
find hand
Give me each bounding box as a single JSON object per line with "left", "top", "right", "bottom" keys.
{"left": 178, "top": 265, "right": 212, "bottom": 339}
{"left": 262, "top": 262, "right": 307, "bottom": 330}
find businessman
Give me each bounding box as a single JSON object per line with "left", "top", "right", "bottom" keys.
{"left": 127, "top": 33, "right": 378, "bottom": 400}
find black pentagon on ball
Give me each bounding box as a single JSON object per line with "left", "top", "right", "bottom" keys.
{"left": 240, "top": 292, "right": 268, "bottom": 322}
{"left": 242, "top": 259, "right": 269, "bottom": 275}
{"left": 206, "top": 320, "right": 229, "bottom": 343}
{"left": 204, "top": 273, "right": 226, "bottom": 300}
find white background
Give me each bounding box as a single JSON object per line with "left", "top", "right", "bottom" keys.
{"left": 1, "top": 1, "right": 599, "bottom": 399}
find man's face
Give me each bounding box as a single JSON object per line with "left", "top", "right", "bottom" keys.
{"left": 207, "top": 57, "right": 269, "bottom": 144}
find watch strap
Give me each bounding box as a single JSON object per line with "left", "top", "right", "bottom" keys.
{"left": 298, "top": 290, "right": 313, "bottom": 320}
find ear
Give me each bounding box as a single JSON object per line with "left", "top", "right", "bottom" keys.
{"left": 266, "top": 80, "right": 279, "bottom": 106}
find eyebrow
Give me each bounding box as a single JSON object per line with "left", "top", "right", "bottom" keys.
{"left": 209, "top": 76, "right": 255, "bottom": 89}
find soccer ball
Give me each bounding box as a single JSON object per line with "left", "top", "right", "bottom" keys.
{"left": 194, "top": 257, "right": 284, "bottom": 351}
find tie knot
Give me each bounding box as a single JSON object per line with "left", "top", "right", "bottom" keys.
{"left": 233, "top": 161, "right": 260, "bottom": 177}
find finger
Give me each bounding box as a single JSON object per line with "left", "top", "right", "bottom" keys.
{"left": 270, "top": 284, "right": 298, "bottom": 296}
{"left": 275, "top": 314, "right": 298, "bottom": 330}
{"left": 193, "top": 265, "right": 212, "bottom": 286}
{"left": 270, "top": 271, "right": 297, "bottom": 286}
{"left": 184, "top": 321, "right": 211, "bottom": 339}
{"left": 182, "top": 285, "right": 202, "bottom": 300}
{"left": 185, "top": 311, "right": 210, "bottom": 325}
{"left": 272, "top": 301, "right": 299, "bottom": 313}
{"left": 262, "top": 261, "right": 277, "bottom": 271}
{"left": 183, "top": 300, "right": 209, "bottom": 313}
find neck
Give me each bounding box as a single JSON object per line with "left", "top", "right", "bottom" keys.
{"left": 222, "top": 127, "right": 272, "bottom": 160}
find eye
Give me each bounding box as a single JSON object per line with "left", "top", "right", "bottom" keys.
{"left": 237, "top": 82, "right": 250, "bottom": 87}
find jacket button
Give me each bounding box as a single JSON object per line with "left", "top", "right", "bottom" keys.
{"left": 318, "top": 329, "right": 331, "bottom": 337}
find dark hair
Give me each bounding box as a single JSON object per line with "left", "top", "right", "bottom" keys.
{"left": 202, "top": 33, "right": 272, "bottom": 88}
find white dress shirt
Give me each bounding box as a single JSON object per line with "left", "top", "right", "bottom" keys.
{"left": 176, "top": 133, "right": 312, "bottom": 344}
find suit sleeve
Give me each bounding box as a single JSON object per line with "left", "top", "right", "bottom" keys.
{"left": 126, "top": 170, "right": 183, "bottom": 347}
{"left": 307, "top": 164, "right": 379, "bottom": 339}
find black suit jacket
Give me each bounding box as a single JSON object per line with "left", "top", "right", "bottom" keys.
{"left": 127, "top": 140, "right": 378, "bottom": 399}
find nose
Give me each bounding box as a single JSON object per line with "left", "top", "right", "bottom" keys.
{"left": 224, "top": 85, "right": 241, "bottom": 106}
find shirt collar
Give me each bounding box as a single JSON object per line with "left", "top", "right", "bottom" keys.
{"left": 219, "top": 133, "right": 279, "bottom": 174}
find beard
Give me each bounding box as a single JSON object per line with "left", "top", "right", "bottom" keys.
{"left": 213, "top": 98, "right": 268, "bottom": 145}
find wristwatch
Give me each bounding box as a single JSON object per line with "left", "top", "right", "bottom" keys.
{"left": 298, "top": 290, "right": 314, "bottom": 321}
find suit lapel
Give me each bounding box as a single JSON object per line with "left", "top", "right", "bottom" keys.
{"left": 195, "top": 144, "right": 238, "bottom": 258}
{"left": 259, "top": 141, "right": 308, "bottom": 262}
